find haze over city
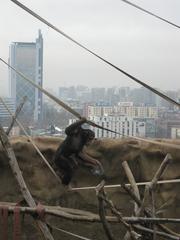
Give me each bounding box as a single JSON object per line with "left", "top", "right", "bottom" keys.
{"left": 0, "top": 0, "right": 180, "bottom": 96}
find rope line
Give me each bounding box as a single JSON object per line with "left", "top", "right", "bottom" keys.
{"left": 51, "top": 225, "right": 94, "bottom": 240}
{"left": 0, "top": 97, "right": 61, "bottom": 184}
{"left": 121, "top": 0, "right": 180, "bottom": 29}
{"left": 0, "top": 58, "right": 81, "bottom": 119}
{"left": 71, "top": 178, "right": 180, "bottom": 191}
{"left": 5, "top": 1, "right": 180, "bottom": 149}
{"left": 1, "top": 57, "right": 180, "bottom": 150}
{"left": 88, "top": 121, "right": 180, "bottom": 150}
{"left": 10, "top": 0, "right": 180, "bottom": 109}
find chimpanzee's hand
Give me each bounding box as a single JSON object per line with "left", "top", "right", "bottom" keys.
{"left": 80, "top": 117, "right": 87, "bottom": 123}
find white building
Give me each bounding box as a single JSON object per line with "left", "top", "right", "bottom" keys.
{"left": 171, "top": 127, "right": 180, "bottom": 139}
{"left": 0, "top": 97, "right": 15, "bottom": 119}
{"left": 85, "top": 105, "right": 158, "bottom": 119}
{"left": 117, "top": 102, "right": 134, "bottom": 107}
{"left": 114, "top": 106, "right": 158, "bottom": 118}
{"left": 89, "top": 115, "right": 146, "bottom": 138}
{"left": 87, "top": 105, "right": 103, "bottom": 117}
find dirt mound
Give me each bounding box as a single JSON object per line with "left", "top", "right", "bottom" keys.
{"left": 0, "top": 136, "right": 180, "bottom": 239}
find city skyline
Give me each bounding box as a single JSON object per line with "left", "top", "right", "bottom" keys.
{"left": 0, "top": 0, "right": 180, "bottom": 97}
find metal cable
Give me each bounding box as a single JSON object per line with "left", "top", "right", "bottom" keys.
{"left": 51, "top": 225, "right": 94, "bottom": 240}
{"left": 10, "top": 0, "right": 180, "bottom": 108}
{"left": 0, "top": 58, "right": 81, "bottom": 119}
{"left": 71, "top": 178, "right": 180, "bottom": 191}
{"left": 121, "top": 0, "right": 180, "bottom": 29}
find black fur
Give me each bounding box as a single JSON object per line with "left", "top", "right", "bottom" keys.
{"left": 54, "top": 119, "right": 100, "bottom": 185}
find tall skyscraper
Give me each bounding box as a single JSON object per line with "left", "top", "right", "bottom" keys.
{"left": 9, "top": 30, "right": 43, "bottom": 121}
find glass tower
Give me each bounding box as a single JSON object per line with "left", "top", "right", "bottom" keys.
{"left": 9, "top": 30, "right": 43, "bottom": 122}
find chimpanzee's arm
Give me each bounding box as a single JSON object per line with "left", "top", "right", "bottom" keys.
{"left": 78, "top": 151, "right": 101, "bottom": 166}
{"left": 78, "top": 151, "right": 105, "bottom": 176}
{"left": 65, "top": 118, "right": 87, "bottom": 135}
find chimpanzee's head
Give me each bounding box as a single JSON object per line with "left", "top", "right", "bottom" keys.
{"left": 83, "top": 129, "right": 95, "bottom": 145}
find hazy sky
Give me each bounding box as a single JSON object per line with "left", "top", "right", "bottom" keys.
{"left": 0, "top": 0, "right": 180, "bottom": 96}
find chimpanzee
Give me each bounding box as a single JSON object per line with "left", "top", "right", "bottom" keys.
{"left": 53, "top": 117, "right": 105, "bottom": 186}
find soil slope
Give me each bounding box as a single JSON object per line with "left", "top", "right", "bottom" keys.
{"left": 0, "top": 136, "right": 180, "bottom": 239}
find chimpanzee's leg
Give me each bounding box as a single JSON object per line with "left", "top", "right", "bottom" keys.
{"left": 54, "top": 154, "right": 76, "bottom": 185}
{"left": 61, "top": 162, "right": 74, "bottom": 185}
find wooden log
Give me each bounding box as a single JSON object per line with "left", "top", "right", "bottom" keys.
{"left": 1, "top": 203, "right": 180, "bottom": 225}
{"left": 96, "top": 181, "right": 141, "bottom": 240}
{"left": 0, "top": 124, "right": 54, "bottom": 240}
{"left": 122, "top": 160, "right": 140, "bottom": 215}
{"left": 138, "top": 153, "right": 172, "bottom": 239}
{"left": 96, "top": 180, "right": 116, "bottom": 240}
{"left": 122, "top": 185, "right": 180, "bottom": 237}
{"left": 134, "top": 225, "right": 179, "bottom": 240}
{"left": 150, "top": 153, "right": 172, "bottom": 190}
{"left": 152, "top": 153, "right": 172, "bottom": 240}
{"left": 122, "top": 160, "right": 141, "bottom": 240}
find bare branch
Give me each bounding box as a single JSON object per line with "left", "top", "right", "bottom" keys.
{"left": 149, "top": 153, "right": 172, "bottom": 190}
{"left": 134, "top": 225, "right": 179, "bottom": 240}
{"left": 122, "top": 160, "right": 140, "bottom": 214}
{"left": 96, "top": 181, "right": 116, "bottom": 240}
{"left": 122, "top": 160, "right": 141, "bottom": 240}
{"left": 122, "top": 185, "right": 180, "bottom": 237}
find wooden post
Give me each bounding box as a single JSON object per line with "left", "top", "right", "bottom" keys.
{"left": 122, "top": 160, "right": 141, "bottom": 240}
{"left": 96, "top": 181, "right": 116, "bottom": 240}
{"left": 0, "top": 124, "right": 54, "bottom": 240}
{"left": 122, "top": 160, "right": 140, "bottom": 214}
{"left": 96, "top": 181, "right": 141, "bottom": 240}
{"left": 122, "top": 184, "right": 179, "bottom": 237}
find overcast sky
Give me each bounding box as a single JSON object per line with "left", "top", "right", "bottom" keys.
{"left": 0, "top": 0, "right": 180, "bottom": 97}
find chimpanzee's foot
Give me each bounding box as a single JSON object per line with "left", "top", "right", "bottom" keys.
{"left": 67, "top": 184, "right": 72, "bottom": 191}
{"left": 91, "top": 165, "right": 103, "bottom": 176}
{"left": 63, "top": 183, "right": 72, "bottom": 192}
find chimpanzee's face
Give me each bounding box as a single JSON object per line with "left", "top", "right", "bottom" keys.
{"left": 83, "top": 129, "right": 95, "bottom": 146}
